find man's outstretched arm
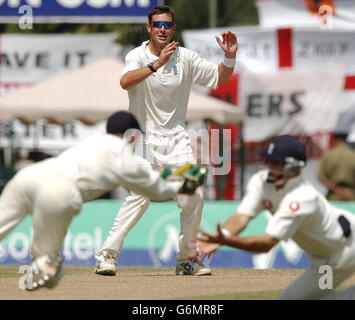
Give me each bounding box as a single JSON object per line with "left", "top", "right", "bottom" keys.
{"left": 196, "top": 223, "right": 279, "bottom": 253}
{"left": 216, "top": 31, "right": 238, "bottom": 85}
{"left": 195, "top": 213, "right": 251, "bottom": 257}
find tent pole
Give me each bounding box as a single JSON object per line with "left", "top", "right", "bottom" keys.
{"left": 239, "top": 121, "right": 245, "bottom": 200}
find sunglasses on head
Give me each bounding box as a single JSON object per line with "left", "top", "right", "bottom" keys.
{"left": 151, "top": 21, "right": 174, "bottom": 29}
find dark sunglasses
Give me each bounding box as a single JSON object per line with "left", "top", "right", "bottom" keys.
{"left": 151, "top": 21, "right": 174, "bottom": 29}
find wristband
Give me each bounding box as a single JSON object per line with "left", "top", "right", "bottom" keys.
{"left": 221, "top": 228, "right": 232, "bottom": 237}
{"left": 223, "top": 56, "right": 236, "bottom": 68}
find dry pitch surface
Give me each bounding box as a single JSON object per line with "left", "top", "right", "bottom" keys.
{"left": 1, "top": 266, "right": 355, "bottom": 300}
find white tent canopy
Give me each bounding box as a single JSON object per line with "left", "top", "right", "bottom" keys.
{"left": 0, "top": 58, "right": 243, "bottom": 126}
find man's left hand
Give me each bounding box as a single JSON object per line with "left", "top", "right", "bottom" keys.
{"left": 216, "top": 31, "right": 238, "bottom": 58}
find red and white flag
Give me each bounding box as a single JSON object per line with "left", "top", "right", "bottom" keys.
{"left": 183, "top": 26, "right": 355, "bottom": 140}
{"left": 239, "top": 64, "right": 345, "bottom": 141}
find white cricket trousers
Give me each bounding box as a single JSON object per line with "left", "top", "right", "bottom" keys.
{"left": 99, "top": 187, "right": 204, "bottom": 261}
{"left": 278, "top": 264, "right": 355, "bottom": 300}
{"left": 0, "top": 162, "right": 82, "bottom": 260}
{"left": 278, "top": 228, "right": 355, "bottom": 300}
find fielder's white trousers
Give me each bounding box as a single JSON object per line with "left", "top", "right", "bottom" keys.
{"left": 278, "top": 231, "right": 355, "bottom": 300}
{"left": 98, "top": 186, "right": 204, "bottom": 262}
{"left": 278, "top": 264, "right": 355, "bottom": 300}
{"left": 0, "top": 162, "right": 82, "bottom": 260}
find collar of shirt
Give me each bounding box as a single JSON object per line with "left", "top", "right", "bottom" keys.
{"left": 282, "top": 175, "right": 303, "bottom": 192}
{"left": 143, "top": 40, "right": 159, "bottom": 61}
{"left": 262, "top": 171, "right": 303, "bottom": 194}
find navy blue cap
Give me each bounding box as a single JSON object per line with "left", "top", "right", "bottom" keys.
{"left": 106, "top": 111, "right": 141, "bottom": 135}
{"left": 333, "top": 132, "right": 348, "bottom": 141}
{"left": 261, "top": 135, "right": 307, "bottom": 163}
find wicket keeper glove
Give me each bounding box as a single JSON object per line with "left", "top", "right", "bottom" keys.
{"left": 179, "top": 165, "right": 208, "bottom": 194}
{"left": 161, "top": 165, "right": 208, "bottom": 195}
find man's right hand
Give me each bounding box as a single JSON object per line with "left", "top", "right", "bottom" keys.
{"left": 197, "top": 241, "right": 221, "bottom": 259}
{"left": 154, "top": 41, "right": 179, "bottom": 70}
{"left": 189, "top": 227, "right": 223, "bottom": 260}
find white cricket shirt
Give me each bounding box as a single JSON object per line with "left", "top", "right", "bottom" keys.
{"left": 121, "top": 41, "right": 219, "bottom": 166}
{"left": 45, "top": 133, "right": 181, "bottom": 202}
{"left": 238, "top": 169, "right": 355, "bottom": 264}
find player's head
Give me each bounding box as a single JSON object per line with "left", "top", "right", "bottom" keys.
{"left": 147, "top": 5, "right": 176, "bottom": 49}
{"left": 148, "top": 5, "right": 175, "bottom": 25}
{"left": 106, "top": 111, "right": 141, "bottom": 140}
{"left": 261, "top": 135, "right": 307, "bottom": 184}
{"left": 333, "top": 131, "right": 348, "bottom": 143}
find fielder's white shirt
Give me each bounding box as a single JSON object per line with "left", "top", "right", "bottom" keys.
{"left": 121, "top": 41, "right": 219, "bottom": 166}
{"left": 238, "top": 169, "right": 355, "bottom": 265}
{"left": 45, "top": 133, "right": 181, "bottom": 202}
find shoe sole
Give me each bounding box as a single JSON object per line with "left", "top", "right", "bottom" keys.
{"left": 25, "top": 267, "right": 65, "bottom": 291}
{"left": 176, "top": 272, "right": 212, "bottom": 276}
{"left": 94, "top": 269, "right": 116, "bottom": 276}
{"left": 175, "top": 268, "right": 212, "bottom": 276}
{"left": 45, "top": 265, "right": 65, "bottom": 289}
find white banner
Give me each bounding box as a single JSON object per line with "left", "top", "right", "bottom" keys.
{"left": 0, "top": 33, "right": 116, "bottom": 94}
{"left": 182, "top": 27, "right": 355, "bottom": 74}
{"left": 0, "top": 33, "right": 117, "bottom": 150}
{"left": 239, "top": 64, "right": 345, "bottom": 141}
{"left": 292, "top": 29, "right": 355, "bottom": 73}
{"left": 182, "top": 27, "right": 355, "bottom": 142}
{"left": 0, "top": 119, "right": 106, "bottom": 149}
{"left": 183, "top": 27, "right": 278, "bottom": 73}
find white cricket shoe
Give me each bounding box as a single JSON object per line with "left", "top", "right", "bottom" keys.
{"left": 22, "top": 254, "right": 63, "bottom": 291}
{"left": 94, "top": 250, "right": 118, "bottom": 276}
{"left": 175, "top": 258, "right": 212, "bottom": 276}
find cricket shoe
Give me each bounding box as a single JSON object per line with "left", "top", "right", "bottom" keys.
{"left": 23, "top": 254, "right": 63, "bottom": 291}
{"left": 175, "top": 258, "right": 212, "bottom": 276}
{"left": 94, "top": 250, "right": 118, "bottom": 276}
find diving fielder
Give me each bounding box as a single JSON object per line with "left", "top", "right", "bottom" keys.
{"left": 95, "top": 5, "right": 238, "bottom": 276}
{"left": 196, "top": 135, "right": 355, "bottom": 299}
{"left": 0, "top": 111, "right": 205, "bottom": 290}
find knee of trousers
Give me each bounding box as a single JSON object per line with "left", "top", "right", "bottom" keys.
{"left": 124, "top": 193, "right": 151, "bottom": 207}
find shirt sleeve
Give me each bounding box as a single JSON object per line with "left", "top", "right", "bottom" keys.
{"left": 266, "top": 213, "right": 305, "bottom": 241}
{"left": 266, "top": 193, "right": 316, "bottom": 240}
{"left": 120, "top": 49, "right": 141, "bottom": 78}
{"left": 190, "top": 51, "right": 219, "bottom": 89}
{"left": 237, "top": 173, "right": 264, "bottom": 218}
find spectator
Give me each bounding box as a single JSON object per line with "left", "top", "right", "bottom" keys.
{"left": 318, "top": 132, "right": 355, "bottom": 201}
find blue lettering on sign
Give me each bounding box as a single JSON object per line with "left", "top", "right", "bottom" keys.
{"left": 0, "top": 0, "right": 160, "bottom": 21}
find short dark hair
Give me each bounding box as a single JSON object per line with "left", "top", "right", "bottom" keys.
{"left": 106, "top": 111, "right": 140, "bottom": 135}
{"left": 148, "top": 5, "right": 175, "bottom": 24}
{"left": 333, "top": 132, "right": 348, "bottom": 141}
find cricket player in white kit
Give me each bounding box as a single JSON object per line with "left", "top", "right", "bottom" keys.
{"left": 195, "top": 135, "right": 355, "bottom": 299}
{"left": 0, "top": 111, "right": 206, "bottom": 290}
{"left": 95, "top": 5, "right": 238, "bottom": 276}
